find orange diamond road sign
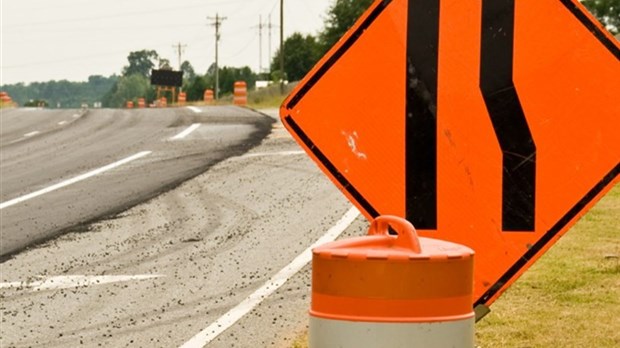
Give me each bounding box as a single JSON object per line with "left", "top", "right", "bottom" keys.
{"left": 280, "top": 0, "right": 619, "bottom": 311}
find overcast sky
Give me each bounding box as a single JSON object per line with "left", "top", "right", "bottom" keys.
{"left": 1, "top": 0, "right": 334, "bottom": 85}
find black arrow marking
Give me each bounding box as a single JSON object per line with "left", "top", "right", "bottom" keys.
{"left": 405, "top": 0, "right": 441, "bottom": 230}
{"left": 476, "top": 162, "right": 620, "bottom": 306}
{"left": 476, "top": 0, "right": 620, "bottom": 306}
{"left": 480, "top": 0, "right": 536, "bottom": 232}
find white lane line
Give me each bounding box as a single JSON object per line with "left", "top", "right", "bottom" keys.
{"left": 73, "top": 114, "right": 80, "bottom": 118}
{"left": 170, "top": 123, "right": 201, "bottom": 140}
{"left": 0, "top": 151, "right": 152, "bottom": 210}
{"left": 58, "top": 121, "right": 68, "bottom": 125}
{"left": 24, "top": 131, "right": 40, "bottom": 137}
{"left": 241, "top": 150, "right": 305, "bottom": 158}
{"left": 186, "top": 106, "right": 202, "bottom": 113}
{"left": 0, "top": 275, "right": 163, "bottom": 291}
{"left": 179, "top": 206, "right": 361, "bottom": 348}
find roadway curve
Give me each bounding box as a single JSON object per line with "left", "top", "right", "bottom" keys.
{"left": 1, "top": 106, "right": 273, "bottom": 258}
{"left": 1, "top": 107, "right": 365, "bottom": 347}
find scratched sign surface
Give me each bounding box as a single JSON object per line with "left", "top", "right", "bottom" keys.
{"left": 280, "top": 0, "right": 620, "bottom": 308}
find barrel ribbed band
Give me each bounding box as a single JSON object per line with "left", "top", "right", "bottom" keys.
{"left": 311, "top": 255, "right": 474, "bottom": 321}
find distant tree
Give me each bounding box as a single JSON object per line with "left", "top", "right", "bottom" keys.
{"left": 218, "top": 66, "right": 257, "bottom": 95}
{"left": 582, "top": 0, "right": 619, "bottom": 34}
{"left": 319, "top": 0, "right": 374, "bottom": 54}
{"left": 1, "top": 75, "right": 117, "bottom": 108}
{"left": 180, "top": 61, "right": 196, "bottom": 80}
{"left": 102, "top": 74, "right": 150, "bottom": 107}
{"left": 204, "top": 65, "right": 257, "bottom": 96}
{"left": 185, "top": 75, "right": 209, "bottom": 101}
{"left": 158, "top": 58, "right": 173, "bottom": 70}
{"left": 206, "top": 63, "right": 218, "bottom": 76}
{"left": 271, "top": 33, "right": 321, "bottom": 82}
{"left": 122, "top": 50, "right": 159, "bottom": 78}
{"left": 23, "top": 99, "right": 49, "bottom": 107}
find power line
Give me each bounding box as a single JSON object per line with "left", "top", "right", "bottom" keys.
{"left": 223, "top": 32, "right": 258, "bottom": 60}
{"left": 207, "top": 13, "right": 227, "bottom": 100}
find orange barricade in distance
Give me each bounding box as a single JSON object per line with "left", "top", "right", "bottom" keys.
{"left": 1, "top": 92, "right": 14, "bottom": 107}
{"left": 233, "top": 81, "right": 247, "bottom": 106}
{"left": 178, "top": 92, "right": 186, "bottom": 106}
{"left": 203, "top": 89, "right": 214, "bottom": 104}
{"left": 137, "top": 98, "right": 146, "bottom": 108}
{"left": 126, "top": 101, "right": 134, "bottom": 109}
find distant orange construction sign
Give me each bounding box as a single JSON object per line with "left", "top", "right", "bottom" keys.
{"left": 280, "top": 0, "right": 620, "bottom": 310}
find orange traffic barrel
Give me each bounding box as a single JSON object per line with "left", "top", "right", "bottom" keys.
{"left": 126, "top": 101, "right": 134, "bottom": 109}
{"left": 137, "top": 98, "right": 146, "bottom": 108}
{"left": 160, "top": 97, "right": 167, "bottom": 108}
{"left": 178, "top": 92, "right": 186, "bottom": 105}
{"left": 310, "top": 215, "right": 474, "bottom": 347}
{"left": 203, "top": 89, "right": 214, "bottom": 104}
{"left": 233, "top": 81, "right": 247, "bottom": 106}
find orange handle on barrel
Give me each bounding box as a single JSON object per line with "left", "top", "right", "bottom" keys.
{"left": 368, "top": 215, "right": 421, "bottom": 253}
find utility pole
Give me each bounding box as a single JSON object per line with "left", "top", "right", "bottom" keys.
{"left": 173, "top": 42, "right": 187, "bottom": 93}
{"left": 208, "top": 13, "right": 227, "bottom": 99}
{"left": 268, "top": 15, "right": 272, "bottom": 75}
{"left": 258, "top": 15, "right": 263, "bottom": 74}
{"left": 173, "top": 42, "right": 187, "bottom": 71}
{"left": 279, "top": 0, "right": 284, "bottom": 95}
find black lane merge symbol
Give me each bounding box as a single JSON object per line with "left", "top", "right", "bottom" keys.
{"left": 405, "top": 0, "right": 440, "bottom": 230}
{"left": 407, "top": 0, "right": 536, "bottom": 232}
{"left": 480, "top": 0, "right": 536, "bottom": 232}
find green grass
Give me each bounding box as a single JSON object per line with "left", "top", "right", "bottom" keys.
{"left": 290, "top": 185, "right": 620, "bottom": 347}
{"left": 180, "top": 83, "right": 294, "bottom": 109}
{"left": 246, "top": 82, "right": 297, "bottom": 109}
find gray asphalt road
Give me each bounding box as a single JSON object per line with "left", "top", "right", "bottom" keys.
{"left": 0, "top": 107, "right": 367, "bottom": 347}
{"left": 0, "top": 106, "right": 273, "bottom": 258}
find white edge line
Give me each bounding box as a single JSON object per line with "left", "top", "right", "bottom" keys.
{"left": 0, "top": 151, "right": 152, "bottom": 210}
{"left": 0, "top": 275, "right": 164, "bottom": 291}
{"left": 58, "top": 121, "right": 68, "bottom": 125}
{"left": 179, "top": 206, "right": 360, "bottom": 348}
{"left": 186, "top": 106, "right": 202, "bottom": 114}
{"left": 240, "top": 150, "right": 305, "bottom": 158}
{"left": 24, "top": 131, "right": 40, "bottom": 137}
{"left": 170, "top": 123, "right": 201, "bottom": 140}
{"left": 33, "top": 274, "right": 164, "bottom": 291}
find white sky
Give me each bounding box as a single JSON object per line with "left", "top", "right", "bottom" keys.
{"left": 1, "top": 0, "right": 334, "bottom": 85}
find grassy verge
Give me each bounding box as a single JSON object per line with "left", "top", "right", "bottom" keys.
{"left": 247, "top": 82, "right": 297, "bottom": 109}
{"left": 178, "top": 83, "right": 294, "bottom": 110}
{"left": 289, "top": 185, "right": 619, "bottom": 347}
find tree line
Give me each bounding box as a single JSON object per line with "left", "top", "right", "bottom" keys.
{"left": 1, "top": 76, "right": 118, "bottom": 108}
{"left": 1, "top": 0, "right": 616, "bottom": 108}
{"left": 104, "top": 0, "right": 374, "bottom": 108}
{"left": 0, "top": 0, "right": 373, "bottom": 108}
